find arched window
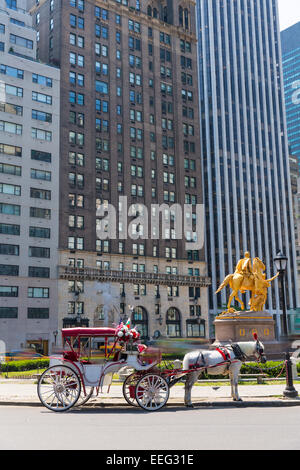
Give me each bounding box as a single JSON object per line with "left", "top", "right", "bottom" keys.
{"left": 179, "top": 6, "right": 183, "bottom": 27}
{"left": 153, "top": 7, "right": 158, "bottom": 18}
{"left": 147, "top": 5, "right": 152, "bottom": 16}
{"left": 184, "top": 8, "right": 189, "bottom": 29}
{"left": 132, "top": 306, "right": 148, "bottom": 339}
{"left": 166, "top": 307, "right": 181, "bottom": 337}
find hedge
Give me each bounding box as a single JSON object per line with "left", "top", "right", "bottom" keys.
{"left": 1, "top": 357, "right": 299, "bottom": 378}
{"left": 0, "top": 359, "right": 50, "bottom": 372}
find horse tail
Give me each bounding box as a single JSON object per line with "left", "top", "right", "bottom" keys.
{"left": 215, "top": 274, "right": 233, "bottom": 294}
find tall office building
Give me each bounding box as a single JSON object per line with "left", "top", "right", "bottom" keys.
{"left": 281, "top": 22, "right": 300, "bottom": 172}
{"left": 196, "top": 0, "right": 298, "bottom": 334}
{"left": 281, "top": 22, "right": 300, "bottom": 319}
{"left": 0, "top": 0, "right": 60, "bottom": 354}
{"left": 29, "top": 0, "right": 210, "bottom": 342}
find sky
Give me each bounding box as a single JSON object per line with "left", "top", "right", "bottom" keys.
{"left": 278, "top": 0, "right": 300, "bottom": 31}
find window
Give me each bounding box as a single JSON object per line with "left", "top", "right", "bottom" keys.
{"left": 32, "top": 91, "right": 52, "bottom": 105}
{"left": 96, "top": 80, "right": 108, "bottom": 94}
{"left": 0, "top": 183, "right": 21, "bottom": 196}
{"left": 28, "top": 287, "right": 49, "bottom": 298}
{"left": 30, "top": 188, "right": 51, "bottom": 200}
{"left": 31, "top": 168, "right": 51, "bottom": 181}
{"left": 32, "top": 109, "right": 52, "bottom": 123}
{"left": 31, "top": 149, "right": 51, "bottom": 163}
{"left": 29, "top": 246, "right": 50, "bottom": 258}
{"left": 166, "top": 308, "right": 181, "bottom": 337}
{"left": 29, "top": 226, "right": 50, "bottom": 238}
{"left": 0, "top": 120, "right": 22, "bottom": 135}
{"left": 28, "top": 266, "right": 50, "bottom": 278}
{"left": 0, "top": 307, "right": 18, "bottom": 318}
{"left": 10, "top": 34, "right": 33, "bottom": 49}
{"left": 0, "top": 143, "right": 21, "bottom": 157}
{"left": 0, "top": 64, "right": 24, "bottom": 79}
{"left": 0, "top": 286, "right": 18, "bottom": 297}
{"left": 0, "top": 163, "right": 21, "bottom": 176}
{"left": 0, "top": 203, "right": 20, "bottom": 216}
{"left": 0, "top": 223, "right": 20, "bottom": 235}
{"left": 0, "top": 244, "right": 19, "bottom": 255}
{"left": 31, "top": 128, "right": 52, "bottom": 141}
{"left": 0, "top": 264, "right": 19, "bottom": 276}
{"left": 5, "top": 84, "right": 23, "bottom": 97}
{"left": 28, "top": 308, "right": 49, "bottom": 319}
{"left": 0, "top": 101, "right": 23, "bottom": 116}
{"left": 30, "top": 207, "right": 51, "bottom": 219}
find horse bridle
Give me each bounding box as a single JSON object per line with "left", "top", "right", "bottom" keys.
{"left": 230, "top": 341, "right": 266, "bottom": 363}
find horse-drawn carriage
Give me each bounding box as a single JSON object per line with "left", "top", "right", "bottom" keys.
{"left": 37, "top": 322, "right": 266, "bottom": 412}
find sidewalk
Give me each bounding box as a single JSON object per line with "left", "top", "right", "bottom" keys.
{"left": 1, "top": 379, "right": 300, "bottom": 408}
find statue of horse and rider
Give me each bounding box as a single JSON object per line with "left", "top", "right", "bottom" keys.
{"left": 216, "top": 252, "right": 279, "bottom": 314}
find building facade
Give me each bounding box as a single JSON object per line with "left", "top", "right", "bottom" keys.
{"left": 281, "top": 22, "right": 300, "bottom": 173}
{"left": 0, "top": 0, "right": 60, "bottom": 354}
{"left": 196, "top": 0, "right": 298, "bottom": 335}
{"left": 29, "top": 0, "right": 210, "bottom": 343}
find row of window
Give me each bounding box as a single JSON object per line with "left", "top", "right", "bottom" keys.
{"left": 0, "top": 244, "right": 50, "bottom": 258}
{"left": 0, "top": 286, "right": 50, "bottom": 298}
{"left": 0, "top": 265, "right": 50, "bottom": 277}
{"left": 0, "top": 164, "right": 52, "bottom": 180}
{"left": 0, "top": 223, "right": 50, "bottom": 238}
{"left": 0, "top": 84, "right": 53, "bottom": 106}
{"left": 0, "top": 184, "right": 51, "bottom": 199}
{"left": 0, "top": 65, "right": 53, "bottom": 86}
{"left": 0, "top": 307, "right": 49, "bottom": 319}
{"left": 0, "top": 145, "right": 51, "bottom": 163}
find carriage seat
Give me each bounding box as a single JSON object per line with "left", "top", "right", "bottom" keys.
{"left": 63, "top": 351, "right": 79, "bottom": 362}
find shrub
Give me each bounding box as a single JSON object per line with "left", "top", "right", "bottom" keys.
{"left": 0, "top": 359, "right": 49, "bottom": 372}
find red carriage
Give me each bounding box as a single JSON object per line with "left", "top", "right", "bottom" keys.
{"left": 37, "top": 323, "right": 179, "bottom": 412}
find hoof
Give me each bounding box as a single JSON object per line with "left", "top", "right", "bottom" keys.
{"left": 233, "top": 398, "right": 243, "bottom": 402}
{"left": 185, "top": 403, "right": 194, "bottom": 408}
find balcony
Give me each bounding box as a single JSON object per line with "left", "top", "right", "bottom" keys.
{"left": 58, "top": 266, "right": 211, "bottom": 288}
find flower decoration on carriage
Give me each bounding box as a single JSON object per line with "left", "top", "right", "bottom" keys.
{"left": 115, "top": 318, "right": 141, "bottom": 343}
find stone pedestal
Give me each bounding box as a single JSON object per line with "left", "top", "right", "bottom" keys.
{"left": 212, "top": 310, "right": 288, "bottom": 358}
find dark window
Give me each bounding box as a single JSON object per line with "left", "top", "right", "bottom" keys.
{"left": 27, "top": 308, "right": 49, "bottom": 319}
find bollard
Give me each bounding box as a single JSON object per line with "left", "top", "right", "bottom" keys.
{"left": 283, "top": 352, "right": 299, "bottom": 399}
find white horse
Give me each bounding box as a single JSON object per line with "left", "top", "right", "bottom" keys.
{"left": 183, "top": 334, "right": 266, "bottom": 407}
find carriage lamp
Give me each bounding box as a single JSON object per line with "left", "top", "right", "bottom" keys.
{"left": 273, "top": 252, "right": 288, "bottom": 338}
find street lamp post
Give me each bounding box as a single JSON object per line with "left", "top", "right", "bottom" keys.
{"left": 274, "top": 251, "right": 288, "bottom": 338}
{"left": 273, "top": 252, "right": 298, "bottom": 399}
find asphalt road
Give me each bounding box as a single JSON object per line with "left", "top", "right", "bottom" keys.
{"left": 1, "top": 405, "right": 300, "bottom": 450}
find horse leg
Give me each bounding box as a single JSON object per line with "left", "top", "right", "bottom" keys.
{"left": 184, "top": 371, "right": 198, "bottom": 408}
{"left": 229, "top": 363, "right": 242, "bottom": 401}
{"left": 235, "top": 295, "right": 245, "bottom": 311}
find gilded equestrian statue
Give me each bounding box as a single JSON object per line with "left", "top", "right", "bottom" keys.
{"left": 216, "top": 252, "right": 279, "bottom": 314}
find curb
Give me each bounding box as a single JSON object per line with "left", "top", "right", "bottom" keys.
{"left": 1, "top": 398, "right": 300, "bottom": 408}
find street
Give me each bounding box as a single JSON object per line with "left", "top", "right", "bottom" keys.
{"left": 1, "top": 405, "right": 300, "bottom": 450}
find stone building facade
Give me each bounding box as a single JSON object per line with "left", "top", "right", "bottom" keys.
{"left": 29, "top": 0, "right": 210, "bottom": 343}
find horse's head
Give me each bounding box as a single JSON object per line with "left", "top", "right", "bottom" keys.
{"left": 253, "top": 257, "right": 265, "bottom": 273}
{"left": 252, "top": 332, "right": 267, "bottom": 364}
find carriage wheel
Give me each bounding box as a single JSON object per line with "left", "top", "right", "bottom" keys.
{"left": 76, "top": 386, "right": 95, "bottom": 407}
{"left": 135, "top": 374, "right": 169, "bottom": 411}
{"left": 37, "top": 365, "right": 81, "bottom": 412}
{"left": 122, "top": 373, "right": 140, "bottom": 407}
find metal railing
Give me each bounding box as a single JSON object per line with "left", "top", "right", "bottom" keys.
{"left": 58, "top": 265, "right": 211, "bottom": 287}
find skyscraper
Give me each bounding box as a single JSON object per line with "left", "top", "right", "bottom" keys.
{"left": 196, "top": 0, "right": 298, "bottom": 334}
{"left": 0, "top": 0, "right": 60, "bottom": 354}
{"left": 29, "top": 0, "right": 210, "bottom": 341}
{"left": 281, "top": 22, "right": 300, "bottom": 172}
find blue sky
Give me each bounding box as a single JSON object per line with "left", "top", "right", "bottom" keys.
{"left": 278, "top": 0, "right": 300, "bottom": 30}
